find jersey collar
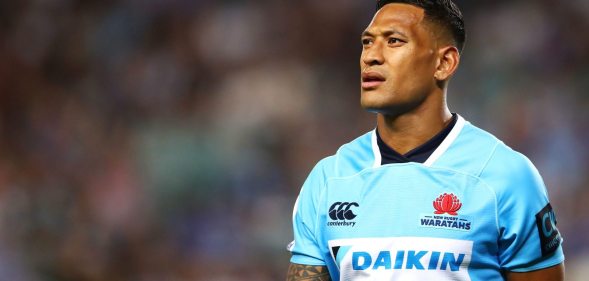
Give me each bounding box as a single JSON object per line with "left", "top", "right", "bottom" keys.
{"left": 371, "top": 114, "right": 466, "bottom": 168}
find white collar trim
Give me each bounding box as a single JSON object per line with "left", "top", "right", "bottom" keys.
{"left": 370, "top": 115, "right": 466, "bottom": 168}
{"left": 423, "top": 114, "right": 466, "bottom": 167}
{"left": 371, "top": 129, "right": 382, "bottom": 168}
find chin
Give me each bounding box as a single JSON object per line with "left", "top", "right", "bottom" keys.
{"left": 360, "top": 100, "right": 389, "bottom": 114}
{"left": 361, "top": 90, "right": 390, "bottom": 110}
{"left": 361, "top": 98, "right": 417, "bottom": 117}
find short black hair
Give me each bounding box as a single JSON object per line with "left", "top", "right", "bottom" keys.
{"left": 376, "top": 0, "right": 466, "bottom": 53}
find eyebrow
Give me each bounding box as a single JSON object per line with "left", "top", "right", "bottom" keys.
{"left": 361, "top": 29, "right": 408, "bottom": 38}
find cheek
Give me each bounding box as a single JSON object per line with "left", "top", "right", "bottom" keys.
{"left": 405, "top": 53, "right": 437, "bottom": 84}
{"left": 408, "top": 49, "right": 436, "bottom": 72}
{"left": 388, "top": 57, "right": 437, "bottom": 95}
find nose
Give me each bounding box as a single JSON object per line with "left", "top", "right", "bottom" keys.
{"left": 362, "top": 41, "right": 384, "bottom": 66}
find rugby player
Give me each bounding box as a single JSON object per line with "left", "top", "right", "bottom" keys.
{"left": 286, "top": 1, "right": 565, "bottom": 280}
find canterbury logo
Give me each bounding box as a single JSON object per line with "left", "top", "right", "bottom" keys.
{"left": 329, "top": 202, "right": 359, "bottom": 220}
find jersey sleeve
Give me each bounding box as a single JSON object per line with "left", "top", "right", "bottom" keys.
{"left": 480, "top": 145, "right": 564, "bottom": 272}
{"left": 288, "top": 158, "right": 330, "bottom": 265}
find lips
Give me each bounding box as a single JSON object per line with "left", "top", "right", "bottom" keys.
{"left": 361, "top": 71, "right": 385, "bottom": 89}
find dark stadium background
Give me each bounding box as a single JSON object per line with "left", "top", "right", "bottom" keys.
{"left": 0, "top": 0, "right": 587, "bottom": 280}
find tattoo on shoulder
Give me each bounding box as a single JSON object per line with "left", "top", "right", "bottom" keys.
{"left": 287, "top": 263, "right": 331, "bottom": 281}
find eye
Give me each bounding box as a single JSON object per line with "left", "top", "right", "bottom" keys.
{"left": 361, "top": 38, "right": 373, "bottom": 46}
{"left": 388, "top": 37, "right": 403, "bottom": 45}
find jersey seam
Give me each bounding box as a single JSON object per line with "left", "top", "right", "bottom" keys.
{"left": 324, "top": 161, "right": 476, "bottom": 182}
{"left": 291, "top": 255, "right": 327, "bottom": 266}
{"left": 476, "top": 141, "right": 501, "bottom": 177}
{"left": 475, "top": 141, "right": 502, "bottom": 235}
{"left": 508, "top": 256, "right": 565, "bottom": 272}
{"left": 313, "top": 162, "right": 330, "bottom": 256}
{"left": 474, "top": 175, "right": 501, "bottom": 236}
{"left": 324, "top": 161, "right": 502, "bottom": 236}
{"left": 324, "top": 163, "right": 411, "bottom": 182}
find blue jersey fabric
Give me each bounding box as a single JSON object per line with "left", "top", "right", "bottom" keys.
{"left": 289, "top": 115, "right": 564, "bottom": 281}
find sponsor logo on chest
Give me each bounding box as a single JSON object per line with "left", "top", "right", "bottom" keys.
{"left": 352, "top": 249, "right": 465, "bottom": 271}
{"left": 328, "top": 237, "right": 473, "bottom": 281}
{"left": 327, "top": 201, "right": 359, "bottom": 227}
{"left": 419, "top": 193, "right": 472, "bottom": 231}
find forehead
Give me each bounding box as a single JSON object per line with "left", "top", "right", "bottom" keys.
{"left": 365, "top": 4, "right": 427, "bottom": 35}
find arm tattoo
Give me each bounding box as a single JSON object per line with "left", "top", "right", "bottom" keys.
{"left": 287, "top": 263, "right": 331, "bottom": 281}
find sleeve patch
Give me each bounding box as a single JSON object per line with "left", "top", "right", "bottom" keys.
{"left": 535, "top": 203, "right": 562, "bottom": 256}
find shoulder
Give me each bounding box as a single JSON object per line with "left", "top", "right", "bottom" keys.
{"left": 441, "top": 118, "right": 536, "bottom": 179}
{"left": 479, "top": 140, "right": 547, "bottom": 198}
{"left": 296, "top": 131, "right": 374, "bottom": 215}
{"left": 436, "top": 118, "right": 545, "bottom": 195}
{"left": 457, "top": 121, "right": 548, "bottom": 202}
{"left": 298, "top": 131, "right": 374, "bottom": 196}
{"left": 431, "top": 119, "right": 502, "bottom": 176}
{"left": 312, "top": 130, "right": 376, "bottom": 179}
{"left": 483, "top": 142, "right": 540, "bottom": 179}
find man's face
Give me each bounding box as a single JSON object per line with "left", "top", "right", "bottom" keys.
{"left": 360, "top": 4, "right": 439, "bottom": 115}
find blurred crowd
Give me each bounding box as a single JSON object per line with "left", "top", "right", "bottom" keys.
{"left": 0, "top": 0, "right": 587, "bottom": 280}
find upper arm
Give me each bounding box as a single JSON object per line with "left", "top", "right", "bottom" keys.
{"left": 287, "top": 263, "right": 332, "bottom": 281}
{"left": 480, "top": 147, "right": 564, "bottom": 270}
{"left": 505, "top": 263, "right": 564, "bottom": 281}
{"left": 289, "top": 159, "right": 332, "bottom": 265}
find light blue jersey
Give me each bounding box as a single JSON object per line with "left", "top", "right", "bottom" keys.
{"left": 289, "top": 115, "right": 564, "bottom": 281}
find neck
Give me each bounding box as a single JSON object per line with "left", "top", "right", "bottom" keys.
{"left": 376, "top": 95, "right": 452, "bottom": 155}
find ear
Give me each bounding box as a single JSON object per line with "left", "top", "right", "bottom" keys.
{"left": 434, "top": 46, "right": 460, "bottom": 82}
